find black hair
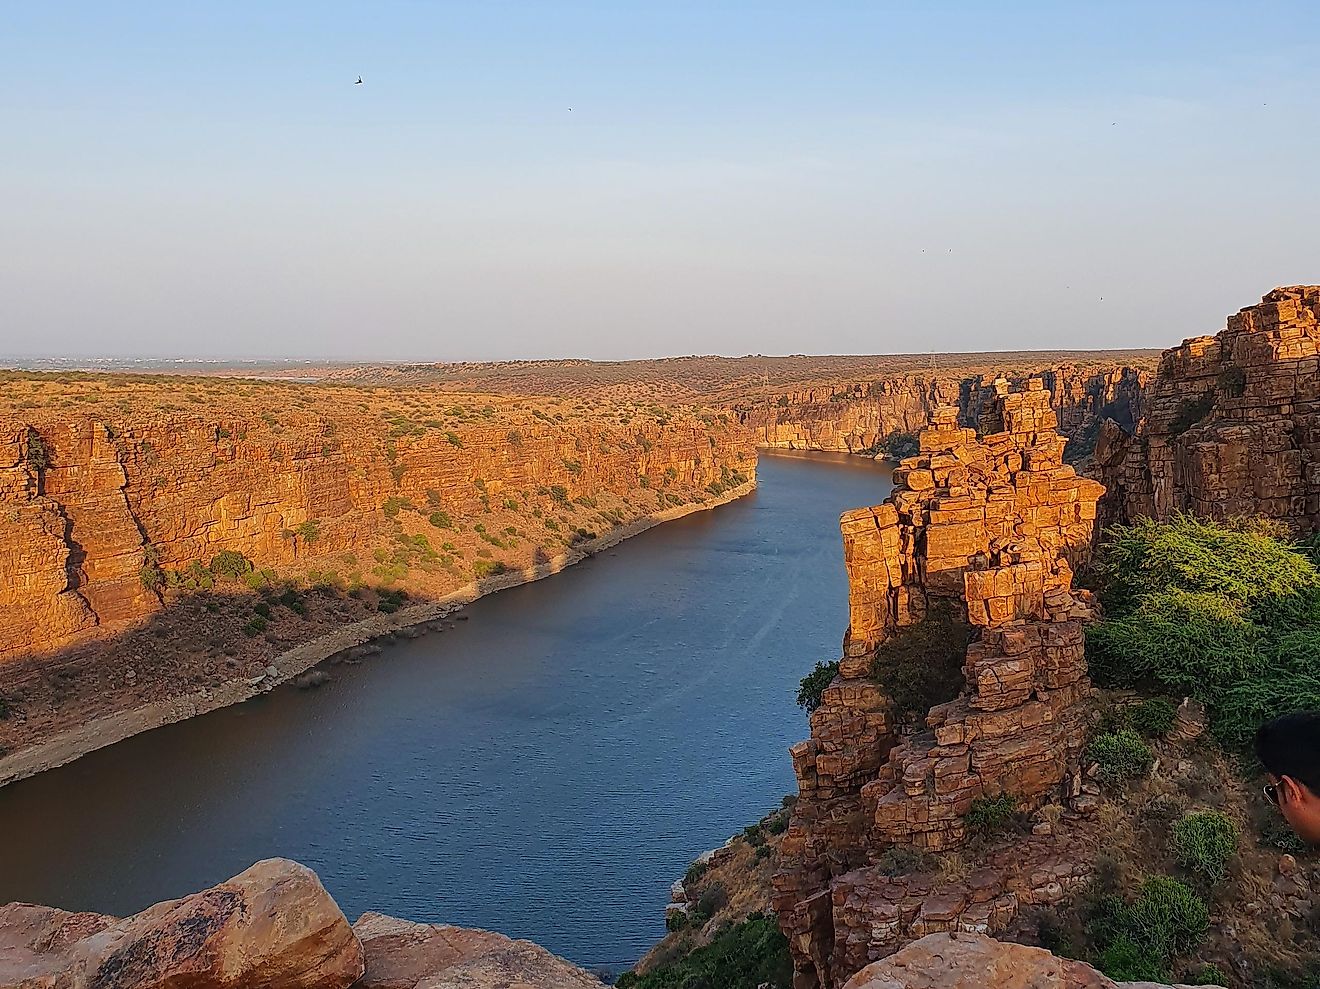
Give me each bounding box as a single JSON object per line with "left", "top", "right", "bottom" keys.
{"left": 1255, "top": 712, "right": 1320, "bottom": 793}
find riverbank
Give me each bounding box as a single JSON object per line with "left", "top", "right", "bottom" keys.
{"left": 0, "top": 478, "right": 757, "bottom": 789}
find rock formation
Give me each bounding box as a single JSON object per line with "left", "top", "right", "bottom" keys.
{"left": 0, "top": 858, "right": 602, "bottom": 989}
{"left": 774, "top": 382, "right": 1105, "bottom": 989}
{"left": 0, "top": 858, "right": 365, "bottom": 989}
{"left": 839, "top": 933, "right": 1221, "bottom": 989}
{"left": 736, "top": 365, "right": 1149, "bottom": 459}
{"left": 1097, "top": 286, "right": 1320, "bottom": 533}
{"left": 0, "top": 401, "right": 756, "bottom": 664}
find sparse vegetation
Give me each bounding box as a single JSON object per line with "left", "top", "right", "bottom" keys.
{"left": 796, "top": 660, "right": 839, "bottom": 713}
{"left": 1087, "top": 729, "right": 1153, "bottom": 786}
{"left": 616, "top": 913, "right": 791, "bottom": 989}
{"left": 1171, "top": 811, "right": 1238, "bottom": 881}
{"left": 1087, "top": 514, "right": 1320, "bottom": 749}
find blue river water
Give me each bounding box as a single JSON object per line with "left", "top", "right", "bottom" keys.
{"left": 0, "top": 451, "right": 892, "bottom": 971}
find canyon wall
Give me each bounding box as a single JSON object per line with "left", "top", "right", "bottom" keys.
{"left": 773, "top": 382, "right": 1105, "bottom": 989}
{"left": 1096, "top": 286, "right": 1320, "bottom": 533}
{"left": 0, "top": 401, "right": 757, "bottom": 664}
{"left": 735, "top": 365, "right": 1148, "bottom": 458}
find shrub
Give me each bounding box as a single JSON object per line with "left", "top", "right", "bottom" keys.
{"left": 506, "top": 429, "right": 523, "bottom": 447}
{"left": 445, "top": 432, "right": 463, "bottom": 447}
{"left": 1188, "top": 963, "right": 1229, "bottom": 986}
{"left": 1087, "top": 876, "right": 1209, "bottom": 982}
{"left": 472, "top": 560, "right": 509, "bottom": 579}
{"left": 1126, "top": 697, "right": 1178, "bottom": 738}
{"left": 1171, "top": 811, "right": 1238, "bottom": 881}
{"left": 0, "top": 695, "right": 10, "bottom": 720}
{"left": 1217, "top": 366, "right": 1247, "bottom": 398}
{"left": 796, "top": 660, "right": 839, "bottom": 713}
{"left": 243, "top": 617, "right": 268, "bottom": 637}
{"left": 695, "top": 882, "right": 728, "bottom": 916}
{"left": 869, "top": 603, "right": 971, "bottom": 724}
{"left": 139, "top": 545, "right": 165, "bottom": 591}
{"left": 25, "top": 428, "right": 49, "bottom": 471}
{"left": 296, "top": 519, "right": 321, "bottom": 543}
{"left": 765, "top": 813, "right": 789, "bottom": 835}
{"left": 615, "top": 913, "right": 791, "bottom": 989}
{"left": 965, "top": 793, "right": 1017, "bottom": 835}
{"left": 684, "top": 860, "right": 708, "bottom": 886}
{"left": 878, "top": 430, "right": 920, "bottom": 460}
{"left": 1088, "top": 514, "right": 1320, "bottom": 748}
{"left": 254, "top": 602, "right": 272, "bottom": 619}
{"left": 1168, "top": 393, "right": 1214, "bottom": 434}
{"left": 1088, "top": 729, "right": 1153, "bottom": 786}
{"left": 208, "top": 550, "right": 253, "bottom": 580}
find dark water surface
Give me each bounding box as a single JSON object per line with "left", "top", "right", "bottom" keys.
{"left": 0, "top": 452, "right": 892, "bottom": 970}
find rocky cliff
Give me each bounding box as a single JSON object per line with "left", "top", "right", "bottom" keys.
{"left": 0, "top": 375, "right": 756, "bottom": 768}
{"left": 736, "top": 364, "right": 1149, "bottom": 459}
{"left": 774, "top": 382, "right": 1107, "bottom": 989}
{"left": 1096, "top": 286, "right": 1320, "bottom": 533}
{"left": 0, "top": 857, "right": 604, "bottom": 989}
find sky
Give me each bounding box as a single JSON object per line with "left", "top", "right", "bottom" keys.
{"left": 2, "top": 2, "right": 1318, "bottom": 362}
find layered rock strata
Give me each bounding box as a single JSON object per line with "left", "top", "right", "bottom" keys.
{"left": 737, "top": 365, "right": 1148, "bottom": 458}
{"left": 0, "top": 409, "right": 756, "bottom": 663}
{"left": 0, "top": 858, "right": 602, "bottom": 989}
{"left": 774, "top": 382, "right": 1105, "bottom": 989}
{"left": 1096, "top": 286, "right": 1320, "bottom": 533}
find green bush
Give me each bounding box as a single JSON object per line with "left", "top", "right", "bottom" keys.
{"left": 796, "top": 660, "right": 839, "bottom": 713}
{"left": 1088, "top": 876, "right": 1209, "bottom": 982}
{"left": 1088, "top": 514, "right": 1320, "bottom": 748}
{"left": 870, "top": 604, "right": 972, "bottom": 724}
{"left": 1126, "top": 697, "right": 1178, "bottom": 738}
{"left": 25, "top": 428, "right": 50, "bottom": 471}
{"left": 1188, "top": 962, "right": 1229, "bottom": 986}
{"left": 615, "top": 913, "right": 791, "bottom": 989}
{"left": 965, "top": 793, "right": 1017, "bottom": 835}
{"left": 472, "top": 559, "right": 509, "bottom": 579}
{"left": 878, "top": 430, "right": 920, "bottom": 460}
{"left": 1088, "top": 729, "right": 1152, "bottom": 786}
{"left": 695, "top": 882, "right": 728, "bottom": 916}
{"left": 243, "top": 617, "right": 268, "bottom": 637}
{"left": 1171, "top": 811, "right": 1238, "bottom": 881}
{"left": 684, "top": 860, "right": 708, "bottom": 886}
{"left": 208, "top": 550, "right": 253, "bottom": 580}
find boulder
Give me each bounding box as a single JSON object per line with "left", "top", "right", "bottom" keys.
{"left": 0, "top": 858, "right": 363, "bottom": 989}
{"left": 353, "top": 912, "right": 604, "bottom": 988}
{"left": 839, "top": 933, "right": 1221, "bottom": 989}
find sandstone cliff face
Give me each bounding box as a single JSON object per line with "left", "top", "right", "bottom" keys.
{"left": 774, "top": 383, "right": 1105, "bottom": 989}
{"left": 0, "top": 397, "right": 756, "bottom": 665}
{"left": 736, "top": 365, "right": 1148, "bottom": 457}
{"left": 1097, "top": 286, "right": 1320, "bottom": 533}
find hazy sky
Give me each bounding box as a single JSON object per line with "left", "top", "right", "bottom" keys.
{"left": 4, "top": 2, "right": 1318, "bottom": 361}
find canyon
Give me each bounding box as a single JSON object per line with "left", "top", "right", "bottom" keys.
{"left": 0, "top": 375, "right": 756, "bottom": 775}
{"left": 1096, "top": 286, "right": 1320, "bottom": 533}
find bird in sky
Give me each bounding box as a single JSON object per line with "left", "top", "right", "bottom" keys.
{"left": 355, "top": 76, "right": 364, "bottom": 85}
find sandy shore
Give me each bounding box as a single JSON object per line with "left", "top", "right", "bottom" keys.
{"left": 0, "top": 479, "right": 757, "bottom": 789}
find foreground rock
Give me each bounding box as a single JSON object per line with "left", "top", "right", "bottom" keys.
{"left": 840, "top": 933, "right": 1221, "bottom": 989}
{"left": 0, "top": 859, "right": 604, "bottom": 989}
{"left": 0, "top": 858, "right": 363, "bottom": 989}
{"left": 354, "top": 913, "right": 603, "bottom": 988}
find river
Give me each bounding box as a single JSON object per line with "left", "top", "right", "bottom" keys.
{"left": 0, "top": 451, "right": 892, "bottom": 972}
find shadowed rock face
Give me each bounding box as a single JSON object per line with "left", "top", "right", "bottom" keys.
{"left": 0, "top": 859, "right": 604, "bottom": 989}
{"left": 0, "top": 858, "right": 364, "bottom": 989}
{"left": 840, "top": 933, "right": 1220, "bottom": 989}
{"left": 1096, "top": 286, "right": 1320, "bottom": 534}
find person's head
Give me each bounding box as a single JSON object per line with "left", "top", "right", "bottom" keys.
{"left": 1255, "top": 712, "right": 1320, "bottom": 844}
